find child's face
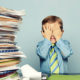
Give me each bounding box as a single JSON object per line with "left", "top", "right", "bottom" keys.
{"left": 42, "top": 22, "right": 61, "bottom": 44}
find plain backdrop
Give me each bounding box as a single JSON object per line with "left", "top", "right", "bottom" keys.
{"left": 0, "top": 0, "right": 80, "bottom": 73}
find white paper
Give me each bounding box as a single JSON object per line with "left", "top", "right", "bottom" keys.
{"left": 22, "top": 77, "right": 30, "bottom": 80}
{"left": 21, "top": 64, "right": 41, "bottom": 79}
{"left": 0, "top": 65, "right": 20, "bottom": 71}
{"left": 0, "top": 6, "right": 26, "bottom": 16}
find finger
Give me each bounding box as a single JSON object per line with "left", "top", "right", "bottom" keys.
{"left": 45, "top": 24, "right": 48, "bottom": 30}
{"left": 45, "top": 25, "right": 47, "bottom": 30}
{"left": 50, "top": 25, "right": 53, "bottom": 31}
{"left": 47, "top": 25, "right": 49, "bottom": 30}
{"left": 46, "top": 23, "right": 49, "bottom": 30}
{"left": 49, "top": 25, "right": 52, "bottom": 31}
{"left": 47, "top": 24, "right": 51, "bottom": 30}
{"left": 43, "top": 25, "right": 46, "bottom": 32}
{"left": 55, "top": 23, "right": 60, "bottom": 29}
{"left": 48, "top": 25, "right": 50, "bottom": 30}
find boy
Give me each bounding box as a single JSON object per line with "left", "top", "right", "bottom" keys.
{"left": 36, "top": 16, "right": 73, "bottom": 74}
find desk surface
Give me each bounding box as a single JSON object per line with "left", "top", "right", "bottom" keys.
{"left": 47, "top": 75, "right": 80, "bottom": 80}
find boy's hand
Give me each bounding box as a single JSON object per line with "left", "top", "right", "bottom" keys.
{"left": 41, "top": 24, "right": 52, "bottom": 41}
{"left": 52, "top": 23, "right": 63, "bottom": 41}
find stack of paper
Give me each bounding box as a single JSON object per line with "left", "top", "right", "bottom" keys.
{"left": 0, "top": 6, "right": 25, "bottom": 80}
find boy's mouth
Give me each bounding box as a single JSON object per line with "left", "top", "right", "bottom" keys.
{"left": 50, "top": 36, "right": 56, "bottom": 40}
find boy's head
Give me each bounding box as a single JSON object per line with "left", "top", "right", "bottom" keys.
{"left": 42, "top": 15, "right": 64, "bottom": 43}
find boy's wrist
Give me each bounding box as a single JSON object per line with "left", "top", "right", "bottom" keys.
{"left": 56, "top": 38, "right": 63, "bottom": 45}
{"left": 56, "top": 37, "right": 61, "bottom": 42}
{"left": 46, "top": 37, "right": 50, "bottom": 41}
{"left": 44, "top": 38, "right": 51, "bottom": 45}
{"left": 44, "top": 36, "right": 50, "bottom": 41}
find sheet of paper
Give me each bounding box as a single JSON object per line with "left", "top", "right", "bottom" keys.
{"left": 21, "top": 64, "right": 41, "bottom": 79}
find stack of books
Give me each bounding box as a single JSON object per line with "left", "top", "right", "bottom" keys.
{"left": 0, "top": 6, "right": 25, "bottom": 80}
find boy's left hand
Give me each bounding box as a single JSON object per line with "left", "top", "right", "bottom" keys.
{"left": 52, "top": 23, "right": 63, "bottom": 41}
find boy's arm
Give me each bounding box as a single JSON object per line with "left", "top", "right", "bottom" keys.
{"left": 36, "top": 38, "right": 51, "bottom": 59}
{"left": 56, "top": 38, "right": 73, "bottom": 59}
{"left": 36, "top": 24, "right": 52, "bottom": 59}
{"left": 52, "top": 23, "right": 73, "bottom": 58}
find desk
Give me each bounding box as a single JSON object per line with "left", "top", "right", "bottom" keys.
{"left": 47, "top": 74, "right": 80, "bottom": 80}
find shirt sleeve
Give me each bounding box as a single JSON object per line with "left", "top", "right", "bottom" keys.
{"left": 36, "top": 38, "right": 51, "bottom": 59}
{"left": 56, "top": 38, "right": 73, "bottom": 59}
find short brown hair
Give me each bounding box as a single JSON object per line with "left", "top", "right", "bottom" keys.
{"left": 42, "top": 15, "right": 63, "bottom": 31}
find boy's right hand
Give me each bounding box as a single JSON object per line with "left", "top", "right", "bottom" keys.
{"left": 41, "top": 24, "right": 52, "bottom": 41}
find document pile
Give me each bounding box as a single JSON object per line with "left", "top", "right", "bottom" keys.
{"left": 0, "top": 6, "right": 25, "bottom": 80}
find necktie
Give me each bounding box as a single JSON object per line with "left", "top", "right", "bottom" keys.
{"left": 49, "top": 44, "right": 59, "bottom": 74}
